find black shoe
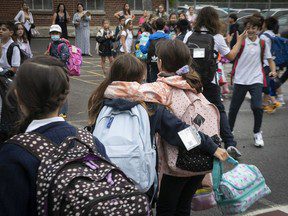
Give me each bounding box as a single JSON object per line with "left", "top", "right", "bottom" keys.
{"left": 227, "top": 146, "right": 242, "bottom": 158}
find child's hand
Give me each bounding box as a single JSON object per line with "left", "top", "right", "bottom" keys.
{"left": 214, "top": 148, "right": 229, "bottom": 161}
{"left": 269, "top": 71, "right": 277, "bottom": 78}
{"left": 237, "top": 30, "right": 247, "bottom": 41}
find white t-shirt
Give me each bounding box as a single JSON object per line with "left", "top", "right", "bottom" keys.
{"left": 0, "top": 38, "right": 21, "bottom": 70}
{"left": 120, "top": 29, "right": 133, "bottom": 53}
{"left": 234, "top": 37, "right": 272, "bottom": 85}
{"left": 183, "top": 31, "right": 231, "bottom": 56}
{"left": 186, "top": 12, "right": 197, "bottom": 23}
{"left": 260, "top": 30, "right": 275, "bottom": 67}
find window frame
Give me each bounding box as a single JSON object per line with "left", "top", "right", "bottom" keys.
{"left": 28, "top": 0, "right": 53, "bottom": 11}
{"left": 81, "top": 0, "right": 105, "bottom": 13}
{"left": 128, "top": 0, "right": 152, "bottom": 14}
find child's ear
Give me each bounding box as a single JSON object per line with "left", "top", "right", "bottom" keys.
{"left": 9, "top": 30, "right": 14, "bottom": 37}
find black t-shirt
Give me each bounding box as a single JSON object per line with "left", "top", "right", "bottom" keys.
{"left": 229, "top": 23, "right": 239, "bottom": 48}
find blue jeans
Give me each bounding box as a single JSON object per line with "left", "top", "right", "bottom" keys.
{"left": 229, "top": 83, "right": 263, "bottom": 134}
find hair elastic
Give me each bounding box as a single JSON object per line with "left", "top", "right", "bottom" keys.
{"left": 176, "top": 65, "right": 190, "bottom": 75}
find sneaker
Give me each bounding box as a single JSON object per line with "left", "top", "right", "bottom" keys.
{"left": 273, "top": 101, "right": 282, "bottom": 108}
{"left": 263, "top": 104, "right": 276, "bottom": 114}
{"left": 254, "top": 131, "right": 264, "bottom": 147}
{"left": 276, "top": 96, "right": 285, "bottom": 105}
{"left": 59, "top": 113, "right": 67, "bottom": 119}
{"left": 227, "top": 146, "right": 242, "bottom": 158}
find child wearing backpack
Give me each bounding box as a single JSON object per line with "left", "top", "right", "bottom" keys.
{"left": 0, "top": 21, "right": 21, "bottom": 75}
{"left": 46, "top": 24, "right": 71, "bottom": 119}
{"left": 229, "top": 16, "right": 277, "bottom": 147}
{"left": 114, "top": 15, "right": 125, "bottom": 55}
{"left": 14, "top": 22, "right": 33, "bottom": 58}
{"left": 0, "top": 56, "right": 108, "bottom": 215}
{"left": 140, "top": 18, "right": 170, "bottom": 83}
{"left": 96, "top": 19, "right": 115, "bottom": 76}
{"left": 95, "top": 44, "right": 229, "bottom": 215}
{"left": 260, "top": 17, "right": 285, "bottom": 108}
{"left": 135, "top": 22, "right": 151, "bottom": 61}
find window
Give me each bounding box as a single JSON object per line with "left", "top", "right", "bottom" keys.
{"left": 127, "top": 0, "right": 152, "bottom": 11}
{"left": 79, "top": 0, "right": 104, "bottom": 11}
{"left": 26, "top": 0, "right": 52, "bottom": 10}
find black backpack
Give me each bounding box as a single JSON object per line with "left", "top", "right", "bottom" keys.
{"left": 0, "top": 76, "right": 19, "bottom": 142}
{"left": 7, "top": 130, "right": 151, "bottom": 215}
{"left": 147, "top": 38, "right": 166, "bottom": 65}
{"left": 186, "top": 32, "right": 217, "bottom": 86}
{"left": 6, "top": 42, "right": 29, "bottom": 66}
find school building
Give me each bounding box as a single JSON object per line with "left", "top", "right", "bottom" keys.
{"left": 0, "top": 0, "right": 166, "bottom": 26}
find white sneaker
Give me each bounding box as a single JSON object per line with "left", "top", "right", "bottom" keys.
{"left": 254, "top": 131, "right": 264, "bottom": 147}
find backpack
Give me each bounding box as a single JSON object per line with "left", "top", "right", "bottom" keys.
{"left": 231, "top": 39, "right": 267, "bottom": 87}
{"left": 147, "top": 38, "right": 166, "bottom": 64}
{"left": 135, "top": 33, "right": 150, "bottom": 61}
{"left": 7, "top": 129, "right": 151, "bottom": 215}
{"left": 213, "top": 157, "right": 271, "bottom": 214}
{"left": 263, "top": 33, "right": 288, "bottom": 66}
{"left": 0, "top": 76, "right": 19, "bottom": 141}
{"left": 94, "top": 104, "right": 157, "bottom": 193}
{"left": 157, "top": 86, "right": 220, "bottom": 177}
{"left": 186, "top": 31, "right": 217, "bottom": 86}
{"left": 48, "top": 38, "right": 82, "bottom": 76}
{"left": 6, "top": 42, "right": 29, "bottom": 66}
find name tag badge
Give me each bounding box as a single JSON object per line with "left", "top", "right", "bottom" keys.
{"left": 193, "top": 48, "right": 205, "bottom": 58}
{"left": 178, "top": 126, "right": 201, "bottom": 151}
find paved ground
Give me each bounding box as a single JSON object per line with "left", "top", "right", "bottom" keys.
{"left": 31, "top": 38, "right": 288, "bottom": 216}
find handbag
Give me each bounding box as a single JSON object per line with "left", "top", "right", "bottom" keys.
{"left": 213, "top": 157, "right": 271, "bottom": 215}
{"left": 176, "top": 135, "right": 221, "bottom": 172}
{"left": 31, "top": 28, "right": 40, "bottom": 37}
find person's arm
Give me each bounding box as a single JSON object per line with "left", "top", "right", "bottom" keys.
{"left": 72, "top": 13, "right": 79, "bottom": 27}
{"left": 153, "top": 105, "right": 228, "bottom": 160}
{"left": 225, "top": 30, "right": 247, "bottom": 61}
{"left": 14, "top": 11, "right": 22, "bottom": 23}
{"left": 268, "top": 59, "right": 277, "bottom": 77}
{"left": 66, "top": 12, "right": 71, "bottom": 23}
{"left": 114, "top": 11, "right": 121, "bottom": 19}
{"left": 120, "top": 33, "right": 127, "bottom": 53}
{"left": 139, "top": 38, "right": 151, "bottom": 54}
{"left": 52, "top": 13, "right": 57, "bottom": 25}
{"left": 0, "top": 162, "right": 30, "bottom": 215}
{"left": 10, "top": 46, "right": 20, "bottom": 73}
{"left": 29, "top": 12, "right": 34, "bottom": 25}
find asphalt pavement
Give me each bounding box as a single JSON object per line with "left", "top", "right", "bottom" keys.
{"left": 31, "top": 38, "right": 288, "bottom": 216}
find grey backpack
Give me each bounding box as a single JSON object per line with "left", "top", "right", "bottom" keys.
{"left": 8, "top": 129, "right": 151, "bottom": 215}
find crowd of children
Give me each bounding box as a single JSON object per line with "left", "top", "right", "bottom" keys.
{"left": 0, "top": 3, "right": 287, "bottom": 215}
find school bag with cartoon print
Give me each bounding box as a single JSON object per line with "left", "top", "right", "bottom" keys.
{"left": 135, "top": 32, "right": 150, "bottom": 61}
{"left": 7, "top": 129, "right": 151, "bottom": 215}
{"left": 213, "top": 157, "right": 271, "bottom": 215}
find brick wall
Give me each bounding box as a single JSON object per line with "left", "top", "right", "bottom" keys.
{"left": 0, "top": 0, "right": 166, "bottom": 27}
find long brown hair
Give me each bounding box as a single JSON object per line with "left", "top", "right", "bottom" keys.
{"left": 194, "top": 6, "right": 221, "bottom": 35}
{"left": 88, "top": 54, "right": 145, "bottom": 124}
{"left": 13, "top": 23, "right": 28, "bottom": 43}
{"left": 8, "top": 56, "right": 69, "bottom": 133}
{"left": 156, "top": 39, "right": 202, "bottom": 93}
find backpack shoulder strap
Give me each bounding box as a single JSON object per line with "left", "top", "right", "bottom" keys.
{"left": 7, "top": 132, "right": 56, "bottom": 161}
{"left": 6, "top": 42, "right": 20, "bottom": 66}
{"left": 231, "top": 40, "right": 245, "bottom": 84}
{"left": 260, "top": 39, "right": 266, "bottom": 65}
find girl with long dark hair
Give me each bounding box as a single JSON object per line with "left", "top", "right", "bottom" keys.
{"left": 52, "top": 3, "right": 70, "bottom": 39}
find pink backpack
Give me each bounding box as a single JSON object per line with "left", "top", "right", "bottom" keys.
{"left": 48, "top": 38, "right": 82, "bottom": 76}
{"left": 158, "top": 88, "right": 220, "bottom": 177}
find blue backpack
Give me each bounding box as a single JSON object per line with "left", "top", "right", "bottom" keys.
{"left": 93, "top": 104, "right": 157, "bottom": 193}
{"left": 264, "top": 33, "right": 288, "bottom": 66}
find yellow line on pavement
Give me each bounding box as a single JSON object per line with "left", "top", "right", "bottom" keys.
{"left": 70, "top": 77, "right": 98, "bottom": 85}
{"left": 84, "top": 70, "right": 105, "bottom": 78}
